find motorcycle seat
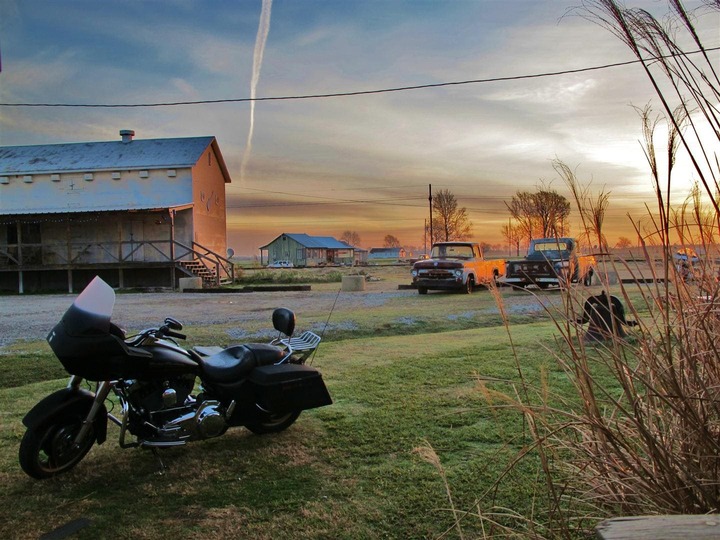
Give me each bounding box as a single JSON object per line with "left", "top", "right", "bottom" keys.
{"left": 199, "top": 344, "right": 284, "bottom": 383}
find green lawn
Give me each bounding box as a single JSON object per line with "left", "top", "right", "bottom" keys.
{"left": 0, "top": 287, "right": 599, "bottom": 539}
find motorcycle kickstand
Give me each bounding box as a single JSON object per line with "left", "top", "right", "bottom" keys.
{"left": 151, "top": 448, "right": 168, "bottom": 475}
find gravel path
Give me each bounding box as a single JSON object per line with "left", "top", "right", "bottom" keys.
{"left": 0, "top": 288, "right": 417, "bottom": 345}
{"left": 0, "top": 284, "right": 562, "bottom": 348}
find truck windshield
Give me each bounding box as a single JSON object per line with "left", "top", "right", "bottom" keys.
{"left": 431, "top": 245, "right": 474, "bottom": 259}
{"left": 531, "top": 241, "right": 571, "bottom": 260}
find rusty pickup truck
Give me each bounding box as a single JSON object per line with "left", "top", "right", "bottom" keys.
{"left": 411, "top": 242, "right": 505, "bottom": 294}
{"left": 500, "top": 237, "right": 596, "bottom": 289}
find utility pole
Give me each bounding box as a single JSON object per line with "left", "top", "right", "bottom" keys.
{"left": 423, "top": 219, "right": 427, "bottom": 256}
{"left": 428, "top": 184, "right": 433, "bottom": 245}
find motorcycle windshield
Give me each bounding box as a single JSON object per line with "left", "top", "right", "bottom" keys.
{"left": 62, "top": 276, "right": 116, "bottom": 337}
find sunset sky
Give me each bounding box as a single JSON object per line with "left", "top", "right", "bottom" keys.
{"left": 1, "top": 0, "right": 718, "bottom": 255}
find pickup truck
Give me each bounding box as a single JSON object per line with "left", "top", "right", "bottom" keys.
{"left": 500, "top": 237, "right": 595, "bottom": 289}
{"left": 411, "top": 242, "right": 505, "bottom": 294}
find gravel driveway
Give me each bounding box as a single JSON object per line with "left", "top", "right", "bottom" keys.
{"left": 0, "top": 281, "right": 564, "bottom": 350}
{"left": 0, "top": 288, "right": 418, "bottom": 347}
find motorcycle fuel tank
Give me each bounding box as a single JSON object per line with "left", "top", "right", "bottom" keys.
{"left": 126, "top": 344, "right": 199, "bottom": 379}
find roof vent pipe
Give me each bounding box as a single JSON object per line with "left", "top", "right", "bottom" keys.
{"left": 120, "top": 129, "right": 135, "bottom": 143}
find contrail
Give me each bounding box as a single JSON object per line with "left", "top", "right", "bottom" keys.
{"left": 240, "top": 0, "right": 272, "bottom": 183}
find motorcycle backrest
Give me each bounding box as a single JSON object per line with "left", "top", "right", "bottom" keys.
{"left": 272, "top": 308, "right": 295, "bottom": 337}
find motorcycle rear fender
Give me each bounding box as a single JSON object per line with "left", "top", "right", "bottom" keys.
{"left": 22, "top": 387, "right": 108, "bottom": 445}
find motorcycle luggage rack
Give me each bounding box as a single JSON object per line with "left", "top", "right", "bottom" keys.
{"left": 275, "top": 330, "right": 321, "bottom": 362}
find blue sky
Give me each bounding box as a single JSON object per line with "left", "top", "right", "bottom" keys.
{"left": 1, "top": 0, "right": 718, "bottom": 255}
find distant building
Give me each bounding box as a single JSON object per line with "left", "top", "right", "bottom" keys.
{"left": 0, "top": 130, "right": 234, "bottom": 292}
{"left": 259, "top": 233, "right": 366, "bottom": 266}
{"left": 368, "top": 247, "right": 406, "bottom": 260}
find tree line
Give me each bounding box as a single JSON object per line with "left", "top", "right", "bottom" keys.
{"left": 340, "top": 181, "right": 640, "bottom": 253}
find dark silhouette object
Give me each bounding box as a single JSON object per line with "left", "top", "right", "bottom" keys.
{"left": 577, "top": 291, "right": 636, "bottom": 342}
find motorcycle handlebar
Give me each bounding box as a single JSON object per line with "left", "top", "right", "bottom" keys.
{"left": 159, "top": 326, "right": 187, "bottom": 340}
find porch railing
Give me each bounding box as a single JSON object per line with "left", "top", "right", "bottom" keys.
{"left": 0, "top": 239, "right": 234, "bottom": 286}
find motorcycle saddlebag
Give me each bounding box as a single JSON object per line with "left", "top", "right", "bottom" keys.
{"left": 249, "top": 364, "right": 332, "bottom": 413}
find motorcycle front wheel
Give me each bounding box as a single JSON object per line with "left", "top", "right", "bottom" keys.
{"left": 19, "top": 415, "right": 96, "bottom": 479}
{"left": 245, "top": 410, "right": 301, "bottom": 435}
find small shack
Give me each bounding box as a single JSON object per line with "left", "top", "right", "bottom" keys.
{"left": 259, "top": 233, "right": 363, "bottom": 267}
{"left": 368, "top": 247, "right": 406, "bottom": 261}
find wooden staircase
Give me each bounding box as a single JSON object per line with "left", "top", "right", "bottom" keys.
{"left": 177, "top": 259, "right": 233, "bottom": 288}
{"left": 173, "top": 241, "right": 234, "bottom": 288}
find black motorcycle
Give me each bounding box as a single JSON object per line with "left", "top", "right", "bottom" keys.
{"left": 19, "top": 276, "right": 332, "bottom": 479}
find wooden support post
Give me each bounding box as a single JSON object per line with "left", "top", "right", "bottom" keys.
{"left": 170, "top": 209, "right": 176, "bottom": 290}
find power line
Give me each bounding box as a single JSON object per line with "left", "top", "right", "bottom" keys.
{"left": 2, "top": 47, "right": 718, "bottom": 109}
{"left": 227, "top": 216, "right": 421, "bottom": 225}
{"left": 228, "top": 195, "right": 426, "bottom": 209}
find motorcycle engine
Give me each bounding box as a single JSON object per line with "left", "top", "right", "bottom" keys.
{"left": 125, "top": 376, "right": 228, "bottom": 440}
{"left": 126, "top": 375, "right": 195, "bottom": 413}
{"left": 194, "top": 402, "right": 227, "bottom": 438}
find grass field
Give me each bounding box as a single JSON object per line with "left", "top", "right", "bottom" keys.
{"left": 0, "top": 270, "right": 607, "bottom": 539}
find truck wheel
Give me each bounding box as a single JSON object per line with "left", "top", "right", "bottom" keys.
{"left": 463, "top": 277, "right": 475, "bottom": 294}
{"left": 418, "top": 287, "right": 428, "bottom": 295}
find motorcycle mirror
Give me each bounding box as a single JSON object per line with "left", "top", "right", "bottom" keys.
{"left": 164, "top": 317, "right": 183, "bottom": 331}
{"left": 272, "top": 308, "right": 295, "bottom": 337}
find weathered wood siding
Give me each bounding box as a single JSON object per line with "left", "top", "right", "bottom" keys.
{"left": 191, "top": 146, "right": 228, "bottom": 258}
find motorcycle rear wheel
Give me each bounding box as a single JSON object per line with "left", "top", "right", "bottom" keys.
{"left": 19, "top": 416, "right": 96, "bottom": 479}
{"left": 245, "top": 410, "right": 301, "bottom": 435}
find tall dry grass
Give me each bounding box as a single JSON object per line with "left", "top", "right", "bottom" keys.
{"left": 426, "top": 2, "right": 720, "bottom": 538}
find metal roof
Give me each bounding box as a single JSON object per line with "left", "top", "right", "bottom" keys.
{"left": 0, "top": 134, "right": 232, "bottom": 216}
{"left": 259, "top": 233, "right": 354, "bottom": 250}
{"left": 0, "top": 136, "right": 230, "bottom": 181}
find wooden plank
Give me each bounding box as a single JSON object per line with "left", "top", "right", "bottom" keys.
{"left": 596, "top": 515, "right": 720, "bottom": 539}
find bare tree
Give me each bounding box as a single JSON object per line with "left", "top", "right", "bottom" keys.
{"left": 501, "top": 221, "right": 524, "bottom": 256}
{"left": 534, "top": 187, "right": 571, "bottom": 238}
{"left": 615, "top": 236, "right": 632, "bottom": 249}
{"left": 506, "top": 188, "right": 571, "bottom": 242}
{"left": 430, "top": 189, "right": 472, "bottom": 242}
{"left": 383, "top": 234, "right": 401, "bottom": 248}
{"left": 339, "top": 230, "right": 361, "bottom": 247}
{"left": 506, "top": 191, "right": 537, "bottom": 244}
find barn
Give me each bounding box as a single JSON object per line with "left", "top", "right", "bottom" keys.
{"left": 0, "top": 130, "right": 234, "bottom": 293}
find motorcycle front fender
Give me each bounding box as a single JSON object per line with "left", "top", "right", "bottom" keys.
{"left": 23, "top": 387, "right": 108, "bottom": 444}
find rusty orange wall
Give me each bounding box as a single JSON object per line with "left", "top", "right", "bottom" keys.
{"left": 191, "top": 147, "right": 228, "bottom": 257}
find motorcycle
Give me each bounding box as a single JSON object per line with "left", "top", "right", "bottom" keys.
{"left": 19, "top": 276, "right": 332, "bottom": 479}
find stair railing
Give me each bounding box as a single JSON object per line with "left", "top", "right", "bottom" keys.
{"left": 173, "top": 241, "right": 235, "bottom": 286}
